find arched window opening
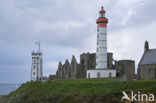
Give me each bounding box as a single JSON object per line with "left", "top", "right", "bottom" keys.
{"left": 97, "top": 72, "right": 101, "bottom": 78}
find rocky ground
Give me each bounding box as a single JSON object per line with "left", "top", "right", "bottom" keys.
{"left": 0, "top": 95, "right": 7, "bottom": 103}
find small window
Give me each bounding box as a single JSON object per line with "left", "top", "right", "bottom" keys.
{"left": 97, "top": 72, "right": 101, "bottom": 78}
{"left": 97, "top": 28, "right": 99, "bottom": 32}
{"left": 33, "top": 72, "right": 35, "bottom": 75}
{"left": 34, "top": 65, "right": 35, "bottom": 69}
{"left": 149, "top": 69, "right": 152, "bottom": 74}
{"left": 96, "top": 56, "right": 98, "bottom": 59}
{"left": 34, "top": 60, "right": 36, "bottom": 63}
{"left": 109, "top": 72, "right": 112, "bottom": 78}
{"left": 96, "top": 63, "right": 98, "bottom": 66}
{"left": 88, "top": 73, "right": 90, "bottom": 78}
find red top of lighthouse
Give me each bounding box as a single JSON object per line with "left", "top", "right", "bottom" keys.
{"left": 99, "top": 6, "right": 105, "bottom": 13}
{"left": 96, "top": 6, "right": 108, "bottom": 27}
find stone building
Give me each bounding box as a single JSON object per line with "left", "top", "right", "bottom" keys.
{"left": 115, "top": 60, "right": 135, "bottom": 79}
{"left": 138, "top": 41, "right": 156, "bottom": 79}
{"left": 80, "top": 53, "right": 96, "bottom": 78}
{"left": 31, "top": 51, "right": 43, "bottom": 81}
{"left": 49, "top": 75, "right": 57, "bottom": 80}
{"left": 55, "top": 52, "right": 135, "bottom": 79}
{"left": 56, "top": 55, "right": 84, "bottom": 79}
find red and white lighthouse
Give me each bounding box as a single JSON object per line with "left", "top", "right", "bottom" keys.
{"left": 87, "top": 6, "right": 116, "bottom": 78}
{"left": 96, "top": 6, "right": 108, "bottom": 69}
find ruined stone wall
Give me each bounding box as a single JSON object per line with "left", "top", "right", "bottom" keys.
{"left": 80, "top": 53, "right": 96, "bottom": 78}
{"left": 55, "top": 52, "right": 136, "bottom": 80}
{"left": 107, "top": 53, "right": 113, "bottom": 69}
{"left": 49, "top": 75, "right": 56, "bottom": 80}
{"left": 71, "top": 55, "right": 77, "bottom": 79}
{"left": 115, "top": 60, "right": 135, "bottom": 79}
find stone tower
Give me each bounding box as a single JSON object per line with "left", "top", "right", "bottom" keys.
{"left": 144, "top": 40, "right": 149, "bottom": 52}
{"left": 31, "top": 42, "right": 43, "bottom": 81}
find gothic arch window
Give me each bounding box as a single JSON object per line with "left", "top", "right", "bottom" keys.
{"left": 72, "top": 62, "right": 75, "bottom": 72}
{"left": 97, "top": 72, "right": 101, "bottom": 78}
{"left": 69, "top": 70, "right": 71, "bottom": 78}
{"left": 116, "top": 72, "right": 120, "bottom": 77}
{"left": 62, "top": 71, "right": 64, "bottom": 78}
{"left": 88, "top": 73, "right": 90, "bottom": 78}
{"left": 66, "top": 67, "right": 67, "bottom": 74}
{"left": 81, "top": 59, "right": 84, "bottom": 65}
{"left": 149, "top": 68, "right": 152, "bottom": 74}
{"left": 96, "top": 63, "right": 98, "bottom": 66}
{"left": 109, "top": 72, "right": 112, "bottom": 78}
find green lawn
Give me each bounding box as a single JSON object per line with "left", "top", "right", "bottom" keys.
{"left": 7, "top": 78, "right": 156, "bottom": 103}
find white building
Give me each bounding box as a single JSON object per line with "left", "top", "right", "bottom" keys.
{"left": 31, "top": 42, "right": 43, "bottom": 81}
{"left": 87, "top": 6, "right": 116, "bottom": 78}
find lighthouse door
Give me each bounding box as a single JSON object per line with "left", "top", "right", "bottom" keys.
{"left": 109, "top": 72, "right": 112, "bottom": 78}
{"left": 97, "top": 72, "right": 101, "bottom": 78}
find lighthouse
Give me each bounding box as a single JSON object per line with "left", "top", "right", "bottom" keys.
{"left": 87, "top": 6, "right": 116, "bottom": 78}
{"left": 96, "top": 6, "right": 108, "bottom": 69}
{"left": 31, "top": 42, "right": 43, "bottom": 81}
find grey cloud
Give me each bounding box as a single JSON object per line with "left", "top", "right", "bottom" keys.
{"left": 0, "top": 0, "right": 156, "bottom": 83}
{"left": 125, "top": 0, "right": 156, "bottom": 27}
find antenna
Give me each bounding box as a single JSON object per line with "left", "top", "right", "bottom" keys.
{"left": 35, "top": 41, "right": 41, "bottom": 52}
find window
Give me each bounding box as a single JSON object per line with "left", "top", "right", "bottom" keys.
{"left": 96, "top": 56, "right": 98, "bottom": 59}
{"left": 34, "top": 65, "right": 35, "bottom": 69}
{"left": 149, "top": 68, "right": 152, "bottom": 74}
{"left": 88, "top": 73, "right": 90, "bottom": 78}
{"left": 97, "top": 72, "right": 101, "bottom": 78}
{"left": 96, "top": 63, "right": 98, "bottom": 66}
{"left": 33, "top": 72, "right": 35, "bottom": 75}
{"left": 97, "top": 28, "right": 99, "bottom": 32}
{"left": 109, "top": 72, "right": 112, "bottom": 78}
{"left": 34, "top": 60, "right": 36, "bottom": 63}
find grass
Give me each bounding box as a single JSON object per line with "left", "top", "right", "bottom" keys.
{"left": 7, "top": 78, "right": 156, "bottom": 103}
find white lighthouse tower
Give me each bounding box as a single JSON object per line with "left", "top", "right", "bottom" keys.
{"left": 96, "top": 6, "right": 108, "bottom": 69}
{"left": 31, "top": 42, "right": 43, "bottom": 81}
{"left": 87, "top": 6, "right": 116, "bottom": 78}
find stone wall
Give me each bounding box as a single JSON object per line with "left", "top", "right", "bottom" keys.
{"left": 115, "top": 60, "right": 135, "bottom": 80}
{"left": 80, "top": 53, "right": 96, "bottom": 78}
{"left": 107, "top": 53, "right": 113, "bottom": 69}
{"left": 138, "top": 65, "right": 156, "bottom": 79}
{"left": 54, "top": 52, "right": 135, "bottom": 80}
{"left": 49, "top": 75, "right": 57, "bottom": 80}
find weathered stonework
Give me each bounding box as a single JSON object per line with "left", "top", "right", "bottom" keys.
{"left": 138, "top": 65, "right": 156, "bottom": 79}
{"left": 80, "top": 53, "right": 96, "bottom": 78}
{"left": 137, "top": 41, "right": 156, "bottom": 79}
{"left": 115, "top": 60, "right": 135, "bottom": 80}
{"left": 54, "top": 52, "right": 135, "bottom": 80}
{"left": 49, "top": 75, "right": 56, "bottom": 80}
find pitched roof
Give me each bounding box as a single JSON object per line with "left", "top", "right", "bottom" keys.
{"left": 139, "top": 49, "right": 156, "bottom": 65}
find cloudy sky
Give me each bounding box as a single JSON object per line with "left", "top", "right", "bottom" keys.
{"left": 0, "top": 0, "right": 156, "bottom": 83}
